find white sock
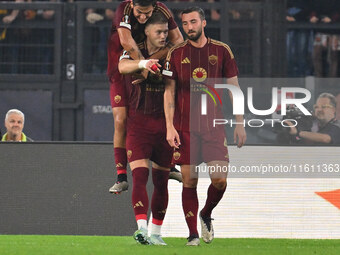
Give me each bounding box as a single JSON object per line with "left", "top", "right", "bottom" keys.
{"left": 151, "top": 222, "right": 162, "bottom": 236}
{"left": 137, "top": 219, "right": 147, "bottom": 230}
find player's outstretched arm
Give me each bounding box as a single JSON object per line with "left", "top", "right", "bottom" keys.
{"left": 226, "top": 76, "right": 247, "bottom": 148}
{"left": 164, "top": 79, "right": 180, "bottom": 149}
{"left": 118, "top": 59, "right": 161, "bottom": 75}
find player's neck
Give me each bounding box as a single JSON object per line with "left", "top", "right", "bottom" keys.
{"left": 146, "top": 40, "right": 160, "bottom": 56}
{"left": 189, "top": 35, "right": 207, "bottom": 48}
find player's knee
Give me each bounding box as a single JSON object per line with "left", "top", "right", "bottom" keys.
{"left": 211, "top": 178, "right": 227, "bottom": 190}
{"left": 182, "top": 177, "right": 198, "bottom": 188}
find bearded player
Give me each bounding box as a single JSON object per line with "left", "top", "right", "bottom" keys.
{"left": 163, "top": 7, "right": 246, "bottom": 245}
{"left": 107, "top": 0, "right": 183, "bottom": 194}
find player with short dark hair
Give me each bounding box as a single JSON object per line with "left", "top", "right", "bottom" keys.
{"left": 163, "top": 6, "right": 246, "bottom": 246}
{"left": 118, "top": 11, "right": 173, "bottom": 245}
{"left": 107, "top": 0, "right": 183, "bottom": 194}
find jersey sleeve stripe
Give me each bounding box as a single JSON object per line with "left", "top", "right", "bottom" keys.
{"left": 123, "top": 3, "right": 132, "bottom": 16}
{"left": 166, "top": 40, "right": 188, "bottom": 61}
{"left": 211, "top": 39, "right": 235, "bottom": 59}
{"left": 156, "top": 6, "right": 172, "bottom": 19}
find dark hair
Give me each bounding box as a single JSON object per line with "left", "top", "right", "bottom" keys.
{"left": 133, "top": 0, "right": 157, "bottom": 7}
{"left": 181, "top": 6, "right": 205, "bottom": 20}
{"left": 145, "top": 11, "right": 168, "bottom": 27}
{"left": 318, "top": 92, "right": 337, "bottom": 108}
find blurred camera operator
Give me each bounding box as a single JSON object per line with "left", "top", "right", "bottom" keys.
{"left": 286, "top": 93, "right": 340, "bottom": 145}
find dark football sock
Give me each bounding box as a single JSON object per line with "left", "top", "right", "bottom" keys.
{"left": 132, "top": 167, "right": 149, "bottom": 221}
{"left": 182, "top": 187, "right": 199, "bottom": 237}
{"left": 114, "top": 147, "right": 127, "bottom": 176}
{"left": 151, "top": 168, "right": 169, "bottom": 223}
{"left": 200, "top": 183, "right": 226, "bottom": 218}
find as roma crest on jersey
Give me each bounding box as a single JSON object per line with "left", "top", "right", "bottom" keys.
{"left": 173, "top": 151, "right": 181, "bottom": 160}
{"left": 209, "top": 55, "right": 218, "bottom": 65}
{"left": 192, "top": 67, "right": 207, "bottom": 82}
{"left": 127, "top": 150, "right": 132, "bottom": 159}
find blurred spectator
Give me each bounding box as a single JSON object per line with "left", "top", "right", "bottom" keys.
{"left": 336, "top": 92, "right": 340, "bottom": 120}
{"left": 286, "top": 93, "right": 340, "bottom": 144}
{"left": 1, "top": 109, "right": 33, "bottom": 142}
{"left": 311, "top": 0, "right": 340, "bottom": 77}
{"left": 286, "top": 0, "right": 313, "bottom": 77}
{"left": 82, "top": 0, "right": 116, "bottom": 73}
{"left": 0, "top": 0, "right": 24, "bottom": 73}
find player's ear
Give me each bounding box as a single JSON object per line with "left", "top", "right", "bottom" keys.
{"left": 202, "top": 19, "right": 207, "bottom": 28}
{"left": 145, "top": 26, "right": 150, "bottom": 36}
{"left": 130, "top": 2, "right": 134, "bottom": 9}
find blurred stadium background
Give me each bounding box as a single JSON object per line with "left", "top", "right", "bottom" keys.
{"left": 2, "top": 0, "right": 340, "bottom": 143}
{"left": 0, "top": 1, "right": 340, "bottom": 252}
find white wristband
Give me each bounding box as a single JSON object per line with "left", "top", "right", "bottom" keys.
{"left": 138, "top": 60, "right": 149, "bottom": 69}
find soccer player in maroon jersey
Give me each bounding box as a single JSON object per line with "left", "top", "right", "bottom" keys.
{"left": 163, "top": 7, "right": 247, "bottom": 245}
{"left": 107, "top": 0, "right": 183, "bottom": 194}
{"left": 118, "top": 12, "right": 173, "bottom": 245}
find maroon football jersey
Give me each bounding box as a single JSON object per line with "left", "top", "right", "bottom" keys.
{"left": 162, "top": 38, "right": 239, "bottom": 132}
{"left": 120, "top": 42, "right": 165, "bottom": 117}
{"left": 107, "top": 0, "right": 177, "bottom": 78}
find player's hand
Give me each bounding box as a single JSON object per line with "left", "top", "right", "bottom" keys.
{"left": 145, "top": 59, "right": 161, "bottom": 74}
{"left": 234, "top": 124, "right": 246, "bottom": 148}
{"left": 167, "top": 125, "right": 181, "bottom": 149}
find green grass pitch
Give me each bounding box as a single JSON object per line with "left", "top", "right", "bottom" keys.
{"left": 1, "top": 235, "right": 339, "bottom": 255}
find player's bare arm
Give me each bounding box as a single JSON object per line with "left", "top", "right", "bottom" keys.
{"left": 164, "top": 79, "right": 180, "bottom": 149}
{"left": 118, "top": 28, "right": 145, "bottom": 60}
{"left": 118, "top": 58, "right": 161, "bottom": 75}
{"left": 226, "top": 76, "right": 247, "bottom": 148}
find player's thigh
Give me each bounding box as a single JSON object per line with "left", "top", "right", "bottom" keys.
{"left": 112, "top": 107, "right": 127, "bottom": 123}
{"left": 151, "top": 133, "right": 173, "bottom": 170}
{"left": 126, "top": 125, "right": 153, "bottom": 165}
{"left": 130, "top": 159, "right": 149, "bottom": 171}
{"left": 207, "top": 160, "right": 228, "bottom": 188}
{"left": 201, "top": 129, "right": 229, "bottom": 163}
{"left": 152, "top": 162, "right": 170, "bottom": 171}
{"left": 181, "top": 164, "right": 198, "bottom": 188}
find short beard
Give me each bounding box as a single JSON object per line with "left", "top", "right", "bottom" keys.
{"left": 186, "top": 28, "right": 202, "bottom": 42}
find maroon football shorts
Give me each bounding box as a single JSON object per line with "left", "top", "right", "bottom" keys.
{"left": 109, "top": 72, "right": 128, "bottom": 108}
{"left": 126, "top": 113, "right": 173, "bottom": 168}
{"left": 172, "top": 126, "right": 229, "bottom": 165}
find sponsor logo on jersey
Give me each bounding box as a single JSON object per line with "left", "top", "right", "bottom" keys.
{"left": 181, "top": 57, "right": 191, "bottom": 64}
{"left": 192, "top": 67, "right": 207, "bottom": 82}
